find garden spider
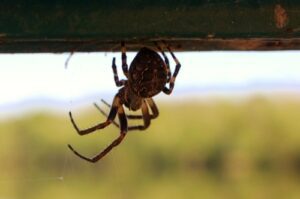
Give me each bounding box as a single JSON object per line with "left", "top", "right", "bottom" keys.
{"left": 68, "top": 42, "right": 181, "bottom": 163}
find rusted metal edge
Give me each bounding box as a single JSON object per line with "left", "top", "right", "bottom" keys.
{"left": 0, "top": 38, "right": 300, "bottom": 53}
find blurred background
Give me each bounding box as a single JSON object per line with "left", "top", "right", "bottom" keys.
{"left": 0, "top": 51, "right": 300, "bottom": 199}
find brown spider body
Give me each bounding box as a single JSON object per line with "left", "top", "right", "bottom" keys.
{"left": 68, "top": 42, "right": 181, "bottom": 163}
{"left": 129, "top": 47, "right": 168, "bottom": 98}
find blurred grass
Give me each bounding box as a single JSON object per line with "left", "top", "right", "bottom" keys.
{"left": 0, "top": 96, "right": 300, "bottom": 199}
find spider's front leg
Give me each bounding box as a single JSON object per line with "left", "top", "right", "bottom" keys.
{"left": 69, "top": 96, "right": 121, "bottom": 135}
{"left": 68, "top": 105, "right": 127, "bottom": 163}
{"left": 94, "top": 102, "right": 120, "bottom": 128}
{"left": 68, "top": 96, "right": 128, "bottom": 163}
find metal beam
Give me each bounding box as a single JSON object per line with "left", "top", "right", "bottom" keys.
{"left": 0, "top": 0, "right": 300, "bottom": 52}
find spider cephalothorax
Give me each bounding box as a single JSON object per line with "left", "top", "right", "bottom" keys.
{"left": 68, "top": 42, "right": 181, "bottom": 163}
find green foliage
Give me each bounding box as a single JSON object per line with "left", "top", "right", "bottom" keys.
{"left": 0, "top": 96, "right": 300, "bottom": 198}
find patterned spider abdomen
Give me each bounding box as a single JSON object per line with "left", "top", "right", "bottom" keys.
{"left": 129, "top": 47, "right": 168, "bottom": 98}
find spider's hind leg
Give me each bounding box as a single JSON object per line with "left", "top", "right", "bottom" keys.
{"left": 162, "top": 44, "right": 181, "bottom": 95}
{"left": 154, "top": 42, "right": 171, "bottom": 81}
{"left": 121, "top": 41, "right": 129, "bottom": 78}
{"left": 111, "top": 41, "right": 129, "bottom": 87}
{"left": 112, "top": 57, "right": 126, "bottom": 87}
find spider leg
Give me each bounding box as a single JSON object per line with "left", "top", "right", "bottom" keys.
{"left": 100, "top": 99, "right": 112, "bottom": 108}
{"left": 100, "top": 98, "right": 158, "bottom": 119}
{"left": 125, "top": 98, "right": 159, "bottom": 120}
{"left": 126, "top": 98, "right": 159, "bottom": 131}
{"left": 94, "top": 102, "right": 145, "bottom": 131}
{"left": 154, "top": 42, "right": 171, "bottom": 81}
{"left": 121, "top": 41, "right": 129, "bottom": 78}
{"left": 69, "top": 95, "right": 121, "bottom": 135}
{"left": 112, "top": 57, "right": 126, "bottom": 87}
{"left": 93, "top": 102, "right": 120, "bottom": 128}
{"left": 146, "top": 98, "right": 159, "bottom": 119}
{"left": 99, "top": 99, "right": 143, "bottom": 119}
{"left": 68, "top": 105, "right": 128, "bottom": 163}
{"left": 95, "top": 98, "right": 158, "bottom": 131}
{"left": 162, "top": 43, "right": 181, "bottom": 95}
{"left": 127, "top": 100, "right": 151, "bottom": 131}
{"left": 94, "top": 100, "right": 146, "bottom": 130}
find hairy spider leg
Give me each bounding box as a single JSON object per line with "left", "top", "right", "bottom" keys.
{"left": 121, "top": 41, "right": 129, "bottom": 78}
{"left": 69, "top": 96, "right": 122, "bottom": 135}
{"left": 68, "top": 104, "right": 127, "bottom": 163}
{"left": 112, "top": 57, "right": 126, "bottom": 87}
{"left": 94, "top": 98, "right": 159, "bottom": 131}
{"left": 127, "top": 100, "right": 151, "bottom": 130}
{"left": 163, "top": 44, "right": 181, "bottom": 95}
{"left": 93, "top": 102, "right": 120, "bottom": 128}
{"left": 154, "top": 42, "right": 171, "bottom": 81}
{"left": 98, "top": 99, "right": 143, "bottom": 119}
{"left": 99, "top": 98, "right": 159, "bottom": 120}
{"left": 145, "top": 98, "right": 159, "bottom": 119}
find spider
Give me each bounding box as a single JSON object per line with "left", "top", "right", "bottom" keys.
{"left": 68, "top": 42, "right": 181, "bottom": 163}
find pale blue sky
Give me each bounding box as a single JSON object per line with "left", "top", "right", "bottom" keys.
{"left": 0, "top": 51, "right": 300, "bottom": 110}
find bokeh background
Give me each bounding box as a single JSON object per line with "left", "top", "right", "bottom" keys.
{"left": 0, "top": 51, "right": 300, "bottom": 199}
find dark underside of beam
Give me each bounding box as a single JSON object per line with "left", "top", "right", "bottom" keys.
{"left": 0, "top": 0, "right": 300, "bottom": 53}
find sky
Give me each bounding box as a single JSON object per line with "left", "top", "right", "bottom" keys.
{"left": 0, "top": 51, "right": 300, "bottom": 114}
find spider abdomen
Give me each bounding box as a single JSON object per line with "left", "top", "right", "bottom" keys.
{"left": 129, "top": 47, "right": 167, "bottom": 98}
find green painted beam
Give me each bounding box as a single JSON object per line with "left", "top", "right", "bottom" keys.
{"left": 0, "top": 0, "right": 300, "bottom": 52}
